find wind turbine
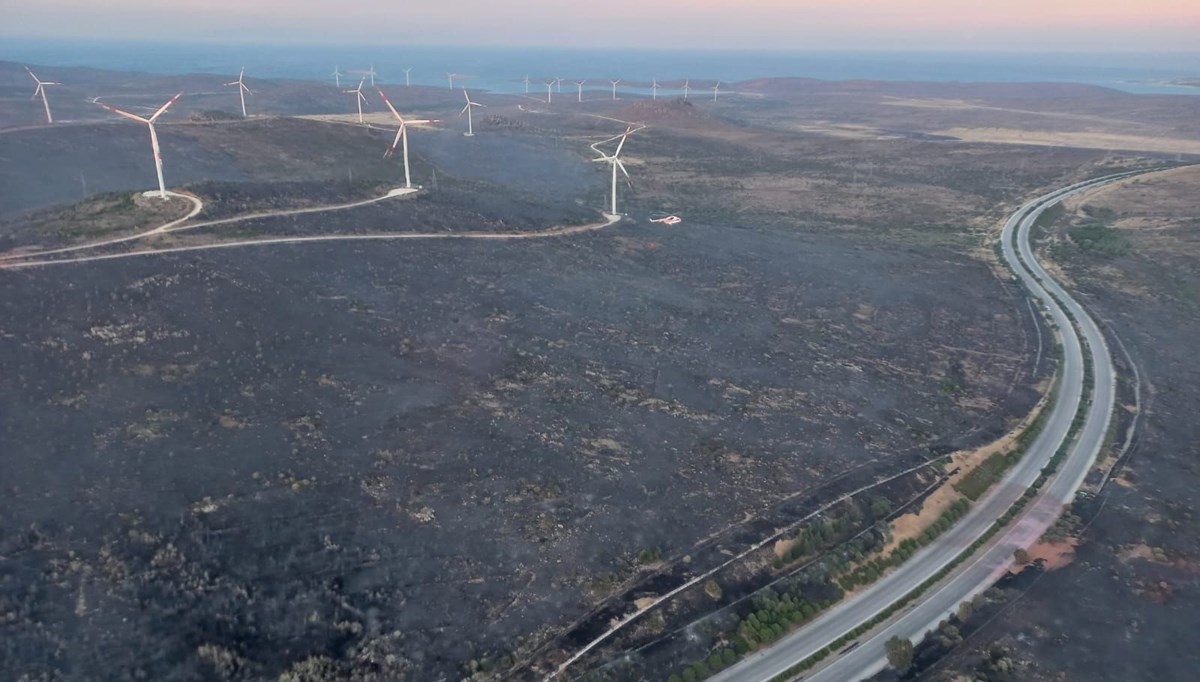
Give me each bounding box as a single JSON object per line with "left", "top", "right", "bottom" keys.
{"left": 609, "top": 79, "right": 621, "bottom": 100}
{"left": 460, "top": 87, "right": 485, "bottom": 136}
{"left": 544, "top": 79, "right": 555, "bottom": 103}
{"left": 332, "top": 65, "right": 343, "bottom": 87}
{"left": 403, "top": 68, "right": 412, "bottom": 87}
{"left": 574, "top": 80, "right": 586, "bottom": 102}
{"left": 377, "top": 88, "right": 439, "bottom": 189}
{"left": 224, "top": 66, "right": 253, "bottom": 118}
{"left": 366, "top": 65, "right": 377, "bottom": 86}
{"left": 524, "top": 75, "right": 530, "bottom": 94}
{"left": 25, "top": 66, "right": 61, "bottom": 124}
{"left": 447, "top": 73, "right": 458, "bottom": 89}
{"left": 594, "top": 126, "right": 635, "bottom": 216}
{"left": 344, "top": 78, "right": 369, "bottom": 123}
{"left": 712, "top": 81, "right": 721, "bottom": 101}
{"left": 94, "top": 92, "right": 184, "bottom": 200}
{"left": 682, "top": 79, "right": 690, "bottom": 100}
{"left": 555, "top": 78, "right": 563, "bottom": 93}
{"left": 651, "top": 79, "right": 659, "bottom": 100}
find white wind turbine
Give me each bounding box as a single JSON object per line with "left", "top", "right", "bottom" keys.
{"left": 682, "top": 79, "right": 690, "bottom": 100}
{"left": 224, "top": 67, "right": 253, "bottom": 118}
{"left": 460, "top": 87, "right": 485, "bottom": 136}
{"left": 26, "top": 66, "right": 61, "bottom": 124}
{"left": 332, "top": 65, "right": 343, "bottom": 87}
{"left": 651, "top": 79, "right": 659, "bottom": 100}
{"left": 344, "top": 78, "right": 369, "bottom": 123}
{"left": 609, "top": 79, "right": 621, "bottom": 100}
{"left": 555, "top": 78, "right": 563, "bottom": 93}
{"left": 403, "top": 68, "right": 412, "bottom": 87}
{"left": 574, "top": 80, "right": 586, "bottom": 102}
{"left": 366, "top": 65, "right": 377, "bottom": 86}
{"left": 95, "top": 92, "right": 184, "bottom": 200}
{"left": 712, "top": 81, "right": 721, "bottom": 101}
{"left": 544, "top": 79, "right": 555, "bottom": 103}
{"left": 593, "top": 126, "right": 636, "bottom": 216}
{"left": 447, "top": 73, "right": 458, "bottom": 90}
{"left": 523, "top": 75, "right": 530, "bottom": 94}
{"left": 377, "top": 88, "right": 439, "bottom": 189}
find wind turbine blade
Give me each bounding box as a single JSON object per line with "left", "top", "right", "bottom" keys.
{"left": 386, "top": 126, "right": 404, "bottom": 157}
{"left": 148, "top": 92, "right": 184, "bottom": 122}
{"left": 463, "top": 87, "right": 471, "bottom": 103}
{"left": 224, "top": 81, "right": 238, "bottom": 86}
{"left": 96, "top": 101, "right": 150, "bottom": 123}
{"left": 376, "top": 88, "right": 402, "bottom": 121}
{"left": 616, "top": 159, "right": 630, "bottom": 178}
{"left": 25, "top": 66, "right": 40, "bottom": 83}
{"left": 460, "top": 103, "right": 470, "bottom": 116}
{"left": 243, "top": 85, "right": 254, "bottom": 96}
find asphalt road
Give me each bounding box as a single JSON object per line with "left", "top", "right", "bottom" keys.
{"left": 710, "top": 172, "right": 1134, "bottom": 682}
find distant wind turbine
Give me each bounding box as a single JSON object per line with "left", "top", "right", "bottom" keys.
{"left": 524, "top": 75, "right": 530, "bottom": 94}
{"left": 224, "top": 66, "right": 253, "bottom": 118}
{"left": 94, "top": 92, "right": 184, "bottom": 200}
{"left": 460, "top": 87, "right": 485, "bottom": 136}
{"left": 332, "top": 65, "right": 343, "bottom": 88}
{"left": 25, "top": 66, "right": 61, "bottom": 124}
{"left": 651, "top": 79, "right": 659, "bottom": 100}
{"left": 609, "top": 79, "right": 621, "bottom": 100}
{"left": 712, "top": 81, "right": 721, "bottom": 101}
{"left": 555, "top": 78, "right": 563, "bottom": 93}
{"left": 544, "top": 79, "right": 555, "bottom": 104}
{"left": 403, "top": 68, "right": 412, "bottom": 87}
{"left": 447, "top": 73, "right": 458, "bottom": 90}
{"left": 682, "top": 79, "right": 690, "bottom": 100}
{"left": 344, "top": 78, "right": 369, "bottom": 123}
{"left": 367, "top": 65, "right": 377, "bottom": 86}
{"left": 377, "top": 87, "right": 439, "bottom": 189}
{"left": 574, "top": 80, "right": 586, "bottom": 103}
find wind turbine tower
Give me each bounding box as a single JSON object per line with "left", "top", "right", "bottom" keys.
{"left": 460, "top": 88, "right": 485, "bottom": 136}
{"left": 404, "top": 68, "right": 412, "bottom": 87}
{"left": 377, "top": 88, "right": 439, "bottom": 189}
{"left": 609, "top": 79, "right": 621, "bottom": 100}
{"left": 544, "top": 79, "right": 555, "bottom": 104}
{"left": 332, "top": 65, "right": 343, "bottom": 87}
{"left": 524, "top": 75, "right": 530, "bottom": 94}
{"left": 94, "top": 92, "right": 184, "bottom": 200}
{"left": 574, "top": 80, "right": 586, "bottom": 102}
{"left": 712, "top": 82, "right": 721, "bottom": 101}
{"left": 25, "top": 67, "right": 61, "bottom": 124}
{"left": 225, "top": 67, "right": 253, "bottom": 118}
{"left": 651, "top": 79, "right": 659, "bottom": 100}
{"left": 682, "top": 79, "right": 690, "bottom": 100}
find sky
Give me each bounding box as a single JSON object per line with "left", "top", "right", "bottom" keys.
{"left": 3, "top": 0, "right": 1199, "bottom": 51}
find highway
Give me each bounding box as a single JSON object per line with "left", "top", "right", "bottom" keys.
{"left": 709, "top": 172, "right": 1134, "bottom": 682}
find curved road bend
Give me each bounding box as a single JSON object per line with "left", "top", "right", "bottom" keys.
{"left": 710, "top": 172, "right": 1139, "bottom": 682}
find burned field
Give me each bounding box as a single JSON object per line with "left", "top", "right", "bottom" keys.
{"left": 4, "top": 71, "right": 1193, "bottom": 681}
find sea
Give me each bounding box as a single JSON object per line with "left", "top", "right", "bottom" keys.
{"left": 3, "top": 39, "right": 1199, "bottom": 97}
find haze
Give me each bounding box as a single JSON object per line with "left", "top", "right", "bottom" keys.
{"left": 4, "top": 0, "right": 1199, "bottom": 51}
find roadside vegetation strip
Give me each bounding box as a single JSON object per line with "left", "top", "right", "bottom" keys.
{"left": 548, "top": 458, "right": 944, "bottom": 680}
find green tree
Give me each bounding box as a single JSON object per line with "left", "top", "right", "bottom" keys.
{"left": 1013, "top": 548, "right": 1031, "bottom": 565}
{"left": 885, "top": 636, "right": 914, "bottom": 672}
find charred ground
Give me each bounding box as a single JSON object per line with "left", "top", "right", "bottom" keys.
{"left": 1, "top": 67, "right": 1198, "bottom": 681}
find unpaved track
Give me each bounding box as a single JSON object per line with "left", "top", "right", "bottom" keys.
{"left": 0, "top": 212, "right": 621, "bottom": 269}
